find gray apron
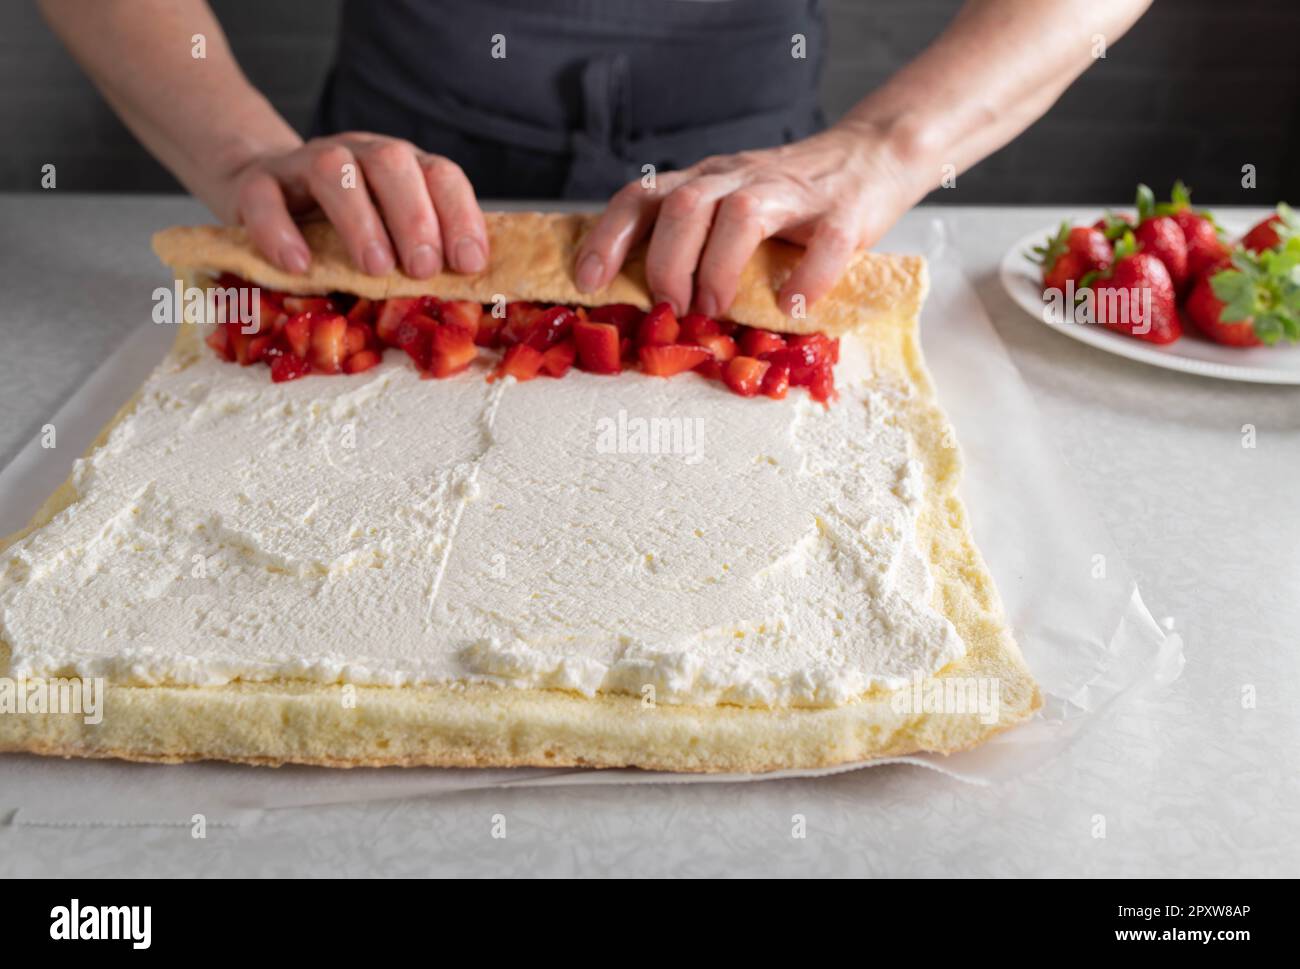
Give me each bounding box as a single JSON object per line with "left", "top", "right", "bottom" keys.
{"left": 312, "top": 0, "right": 826, "bottom": 198}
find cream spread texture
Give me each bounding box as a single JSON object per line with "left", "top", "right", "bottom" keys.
{"left": 0, "top": 332, "right": 965, "bottom": 708}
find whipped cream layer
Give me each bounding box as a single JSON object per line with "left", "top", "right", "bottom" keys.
{"left": 0, "top": 331, "right": 965, "bottom": 708}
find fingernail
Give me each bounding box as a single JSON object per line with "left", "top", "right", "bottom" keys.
{"left": 363, "top": 240, "right": 393, "bottom": 276}
{"left": 654, "top": 292, "right": 683, "bottom": 316}
{"left": 453, "top": 237, "right": 487, "bottom": 273}
{"left": 695, "top": 288, "right": 719, "bottom": 317}
{"left": 576, "top": 252, "right": 604, "bottom": 292}
{"left": 280, "top": 245, "right": 310, "bottom": 274}
{"left": 780, "top": 289, "right": 807, "bottom": 318}
{"left": 409, "top": 243, "right": 439, "bottom": 278}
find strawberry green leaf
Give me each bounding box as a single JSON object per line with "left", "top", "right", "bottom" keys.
{"left": 1210, "top": 242, "right": 1300, "bottom": 342}
{"left": 1155, "top": 179, "right": 1192, "bottom": 217}
{"left": 1271, "top": 202, "right": 1300, "bottom": 245}
{"left": 1135, "top": 184, "right": 1156, "bottom": 222}
{"left": 1113, "top": 230, "right": 1138, "bottom": 262}
{"left": 1253, "top": 314, "right": 1284, "bottom": 344}
{"left": 1171, "top": 179, "right": 1191, "bottom": 209}
{"left": 1095, "top": 211, "right": 1130, "bottom": 241}
{"left": 1028, "top": 221, "right": 1070, "bottom": 267}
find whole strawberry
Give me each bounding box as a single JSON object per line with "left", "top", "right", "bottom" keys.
{"left": 1031, "top": 221, "right": 1112, "bottom": 291}
{"left": 1093, "top": 212, "right": 1133, "bottom": 239}
{"left": 1157, "top": 181, "right": 1228, "bottom": 283}
{"left": 1089, "top": 231, "right": 1181, "bottom": 344}
{"left": 1185, "top": 269, "right": 1261, "bottom": 347}
{"left": 1133, "top": 184, "right": 1189, "bottom": 290}
{"left": 1186, "top": 240, "right": 1300, "bottom": 346}
{"left": 1241, "top": 203, "right": 1297, "bottom": 254}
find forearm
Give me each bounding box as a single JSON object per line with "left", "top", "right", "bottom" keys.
{"left": 38, "top": 0, "right": 300, "bottom": 219}
{"left": 840, "top": 0, "right": 1153, "bottom": 199}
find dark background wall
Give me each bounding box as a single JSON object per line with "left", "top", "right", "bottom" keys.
{"left": 2, "top": 0, "right": 1297, "bottom": 204}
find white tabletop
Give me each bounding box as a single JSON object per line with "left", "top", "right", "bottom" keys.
{"left": 0, "top": 195, "right": 1296, "bottom": 877}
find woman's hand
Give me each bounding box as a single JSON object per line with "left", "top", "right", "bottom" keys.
{"left": 574, "top": 123, "right": 917, "bottom": 318}
{"left": 38, "top": 2, "right": 491, "bottom": 279}
{"left": 215, "top": 132, "right": 489, "bottom": 279}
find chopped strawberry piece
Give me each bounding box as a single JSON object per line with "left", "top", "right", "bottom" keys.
{"left": 283, "top": 295, "right": 335, "bottom": 315}
{"left": 343, "top": 349, "right": 381, "bottom": 374}
{"left": 256, "top": 292, "right": 286, "bottom": 334}
{"left": 503, "top": 302, "right": 544, "bottom": 345}
{"left": 767, "top": 335, "right": 834, "bottom": 385}
{"left": 207, "top": 286, "right": 839, "bottom": 398}
{"left": 413, "top": 295, "right": 443, "bottom": 317}
{"left": 228, "top": 323, "right": 264, "bottom": 366}
{"left": 587, "top": 303, "right": 644, "bottom": 335}
{"left": 346, "top": 298, "right": 376, "bottom": 325}
{"left": 205, "top": 325, "right": 234, "bottom": 361}
{"left": 427, "top": 324, "right": 478, "bottom": 377}
{"left": 246, "top": 334, "right": 274, "bottom": 365}
{"left": 344, "top": 322, "right": 371, "bottom": 356}
{"left": 390, "top": 319, "right": 416, "bottom": 347}
{"left": 573, "top": 320, "right": 622, "bottom": 374}
{"left": 406, "top": 312, "right": 442, "bottom": 335}
{"left": 739, "top": 328, "right": 786, "bottom": 357}
{"left": 399, "top": 334, "right": 431, "bottom": 371}
{"left": 281, "top": 312, "right": 313, "bottom": 358}
{"left": 375, "top": 298, "right": 421, "bottom": 345}
{"left": 426, "top": 351, "right": 471, "bottom": 379}
{"left": 761, "top": 362, "right": 790, "bottom": 399}
{"left": 308, "top": 313, "right": 348, "bottom": 374}
{"left": 723, "top": 356, "right": 770, "bottom": 397}
{"left": 639, "top": 343, "right": 711, "bottom": 377}
{"left": 697, "top": 333, "right": 737, "bottom": 364}
{"left": 679, "top": 313, "right": 720, "bottom": 343}
{"left": 788, "top": 332, "right": 836, "bottom": 361}
{"left": 270, "top": 354, "right": 311, "bottom": 383}
{"left": 495, "top": 343, "right": 545, "bottom": 382}
{"left": 524, "top": 306, "right": 578, "bottom": 350}
{"left": 637, "top": 302, "right": 679, "bottom": 346}
{"left": 431, "top": 324, "right": 476, "bottom": 350}
{"left": 440, "top": 300, "right": 483, "bottom": 333}
{"left": 540, "top": 340, "right": 576, "bottom": 377}
{"left": 694, "top": 359, "right": 722, "bottom": 381}
{"left": 474, "top": 312, "right": 503, "bottom": 347}
{"left": 808, "top": 362, "right": 836, "bottom": 403}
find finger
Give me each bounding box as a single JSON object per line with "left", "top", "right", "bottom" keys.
{"left": 421, "top": 156, "right": 488, "bottom": 274}
{"left": 359, "top": 141, "right": 443, "bottom": 278}
{"left": 574, "top": 170, "right": 691, "bottom": 293}
{"left": 644, "top": 174, "right": 738, "bottom": 314}
{"left": 235, "top": 171, "right": 312, "bottom": 274}
{"left": 303, "top": 143, "right": 395, "bottom": 275}
{"left": 695, "top": 189, "right": 770, "bottom": 317}
{"left": 778, "top": 218, "right": 861, "bottom": 316}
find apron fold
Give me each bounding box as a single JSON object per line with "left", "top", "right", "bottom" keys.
{"left": 313, "top": 0, "right": 826, "bottom": 199}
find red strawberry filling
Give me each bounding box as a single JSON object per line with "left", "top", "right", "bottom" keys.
{"left": 200, "top": 279, "right": 840, "bottom": 402}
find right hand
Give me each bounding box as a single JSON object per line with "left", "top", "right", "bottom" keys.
{"left": 215, "top": 132, "right": 489, "bottom": 279}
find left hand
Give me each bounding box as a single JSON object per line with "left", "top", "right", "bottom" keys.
{"left": 574, "top": 122, "right": 916, "bottom": 318}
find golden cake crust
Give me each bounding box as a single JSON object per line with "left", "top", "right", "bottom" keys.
{"left": 0, "top": 215, "right": 1040, "bottom": 772}
{"left": 151, "top": 212, "right": 927, "bottom": 338}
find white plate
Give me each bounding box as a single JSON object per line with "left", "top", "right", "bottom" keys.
{"left": 998, "top": 221, "right": 1300, "bottom": 384}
